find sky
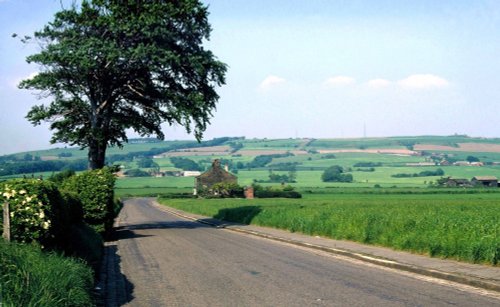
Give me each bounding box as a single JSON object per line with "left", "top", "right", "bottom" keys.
{"left": 1, "top": 0, "right": 500, "bottom": 154}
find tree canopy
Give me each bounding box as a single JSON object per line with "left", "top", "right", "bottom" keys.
{"left": 321, "top": 165, "right": 353, "bottom": 183}
{"left": 20, "top": 0, "right": 227, "bottom": 169}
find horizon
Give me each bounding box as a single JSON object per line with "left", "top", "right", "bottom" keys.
{"left": 2, "top": 1, "right": 500, "bottom": 154}
{"left": 4, "top": 133, "right": 500, "bottom": 157}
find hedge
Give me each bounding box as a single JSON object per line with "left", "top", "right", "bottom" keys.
{"left": 62, "top": 167, "right": 118, "bottom": 234}
{"left": 0, "top": 179, "right": 74, "bottom": 247}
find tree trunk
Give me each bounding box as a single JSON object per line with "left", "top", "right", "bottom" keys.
{"left": 88, "top": 138, "right": 107, "bottom": 170}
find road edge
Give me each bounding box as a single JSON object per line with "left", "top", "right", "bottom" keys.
{"left": 153, "top": 202, "right": 500, "bottom": 293}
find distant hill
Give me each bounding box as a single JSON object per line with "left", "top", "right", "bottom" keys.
{"left": 3, "top": 135, "right": 500, "bottom": 178}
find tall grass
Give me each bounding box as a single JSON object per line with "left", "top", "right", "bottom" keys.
{"left": 160, "top": 194, "right": 500, "bottom": 265}
{"left": 0, "top": 240, "right": 94, "bottom": 306}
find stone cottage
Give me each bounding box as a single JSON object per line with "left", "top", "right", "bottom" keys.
{"left": 194, "top": 159, "right": 237, "bottom": 193}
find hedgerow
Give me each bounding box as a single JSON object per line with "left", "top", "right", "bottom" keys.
{"left": 0, "top": 179, "right": 71, "bottom": 247}
{"left": 62, "top": 167, "right": 118, "bottom": 234}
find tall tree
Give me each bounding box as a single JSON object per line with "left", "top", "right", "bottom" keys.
{"left": 20, "top": 0, "right": 227, "bottom": 169}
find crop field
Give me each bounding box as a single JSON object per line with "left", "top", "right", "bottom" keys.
{"left": 159, "top": 192, "right": 500, "bottom": 265}
{"left": 4, "top": 136, "right": 499, "bottom": 266}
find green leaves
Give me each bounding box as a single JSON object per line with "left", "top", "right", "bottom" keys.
{"left": 21, "top": 0, "right": 227, "bottom": 169}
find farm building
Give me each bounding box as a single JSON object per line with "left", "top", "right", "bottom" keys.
{"left": 183, "top": 171, "right": 202, "bottom": 177}
{"left": 445, "top": 178, "right": 472, "bottom": 187}
{"left": 405, "top": 162, "right": 436, "bottom": 166}
{"left": 195, "top": 159, "right": 237, "bottom": 191}
{"left": 471, "top": 176, "right": 498, "bottom": 187}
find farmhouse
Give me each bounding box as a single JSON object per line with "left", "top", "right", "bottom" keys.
{"left": 471, "top": 176, "right": 498, "bottom": 187}
{"left": 195, "top": 159, "right": 237, "bottom": 191}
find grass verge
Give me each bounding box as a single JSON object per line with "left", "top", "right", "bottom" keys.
{"left": 159, "top": 193, "right": 500, "bottom": 265}
{"left": 0, "top": 240, "right": 94, "bottom": 306}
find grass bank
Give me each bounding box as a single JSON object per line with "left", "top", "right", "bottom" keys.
{"left": 159, "top": 193, "right": 500, "bottom": 265}
{"left": 0, "top": 240, "right": 94, "bottom": 306}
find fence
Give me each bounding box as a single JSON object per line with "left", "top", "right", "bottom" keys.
{"left": 2, "top": 202, "right": 9, "bottom": 242}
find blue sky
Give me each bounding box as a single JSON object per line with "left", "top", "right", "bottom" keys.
{"left": 1, "top": 0, "right": 500, "bottom": 154}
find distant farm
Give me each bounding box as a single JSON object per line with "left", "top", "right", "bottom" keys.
{"left": 3, "top": 135, "right": 500, "bottom": 195}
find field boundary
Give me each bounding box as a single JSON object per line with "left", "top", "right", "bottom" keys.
{"left": 152, "top": 201, "right": 500, "bottom": 293}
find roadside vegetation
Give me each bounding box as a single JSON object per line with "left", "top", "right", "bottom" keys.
{"left": 159, "top": 192, "right": 500, "bottom": 265}
{"left": 0, "top": 167, "right": 120, "bottom": 305}
{"left": 0, "top": 240, "right": 94, "bottom": 306}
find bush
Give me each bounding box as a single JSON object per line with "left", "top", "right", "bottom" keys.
{"left": 170, "top": 157, "right": 202, "bottom": 171}
{"left": 0, "top": 179, "right": 103, "bottom": 272}
{"left": 392, "top": 168, "right": 445, "bottom": 178}
{"left": 0, "top": 179, "right": 70, "bottom": 247}
{"left": 353, "top": 162, "right": 382, "bottom": 167}
{"left": 356, "top": 167, "right": 375, "bottom": 172}
{"left": 124, "top": 168, "right": 150, "bottom": 177}
{"left": 62, "top": 167, "right": 117, "bottom": 234}
{"left": 321, "top": 165, "right": 353, "bottom": 182}
{"left": 48, "top": 169, "right": 76, "bottom": 185}
{"left": 0, "top": 240, "right": 94, "bottom": 306}
{"left": 202, "top": 183, "right": 244, "bottom": 198}
{"left": 252, "top": 184, "right": 302, "bottom": 198}
{"left": 255, "top": 190, "right": 302, "bottom": 198}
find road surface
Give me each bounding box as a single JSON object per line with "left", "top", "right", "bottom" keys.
{"left": 112, "top": 198, "right": 499, "bottom": 306}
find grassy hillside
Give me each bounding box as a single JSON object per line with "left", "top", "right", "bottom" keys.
{"left": 4, "top": 135, "right": 500, "bottom": 189}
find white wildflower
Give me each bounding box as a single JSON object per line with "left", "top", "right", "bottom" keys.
{"left": 19, "top": 190, "right": 27, "bottom": 195}
{"left": 42, "top": 221, "right": 50, "bottom": 229}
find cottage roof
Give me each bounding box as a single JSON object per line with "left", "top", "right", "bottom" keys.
{"left": 195, "top": 159, "right": 237, "bottom": 190}
{"left": 472, "top": 176, "right": 498, "bottom": 181}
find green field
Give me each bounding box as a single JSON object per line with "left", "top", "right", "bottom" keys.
{"left": 4, "top": 136, "right": 500, "bottom": 266}
{"left": 158, "top": 192, "right": 500, "bottom": 265}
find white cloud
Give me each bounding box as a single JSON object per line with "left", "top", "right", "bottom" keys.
{"left": 323, "top": 76, "right": 355, "bottom": 87}
{"left": 258, "top": 75, "right": 286, "bottom": 90}
{"left": 367, "top": 78, "right": 392, "bottom": 89}
{"left": 398, "top": 74, "right": 450, "bottom": 89}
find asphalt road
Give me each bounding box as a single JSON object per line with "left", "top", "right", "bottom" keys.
{"left": 115, "top": 198, "right": 499, "bottom": 306}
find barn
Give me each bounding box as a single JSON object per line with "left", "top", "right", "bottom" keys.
{"left": 471, "top": 176, "right": 498, "bottom": 187}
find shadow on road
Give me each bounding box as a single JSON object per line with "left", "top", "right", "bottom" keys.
{"left": 213, "top": 206, "right": 262, "bottom": 225}
{"left": 98, "top": 243, "right": 134, "bottom": 306}
{"left": 116, "top": 220, "right": 212, "bottom": 234}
